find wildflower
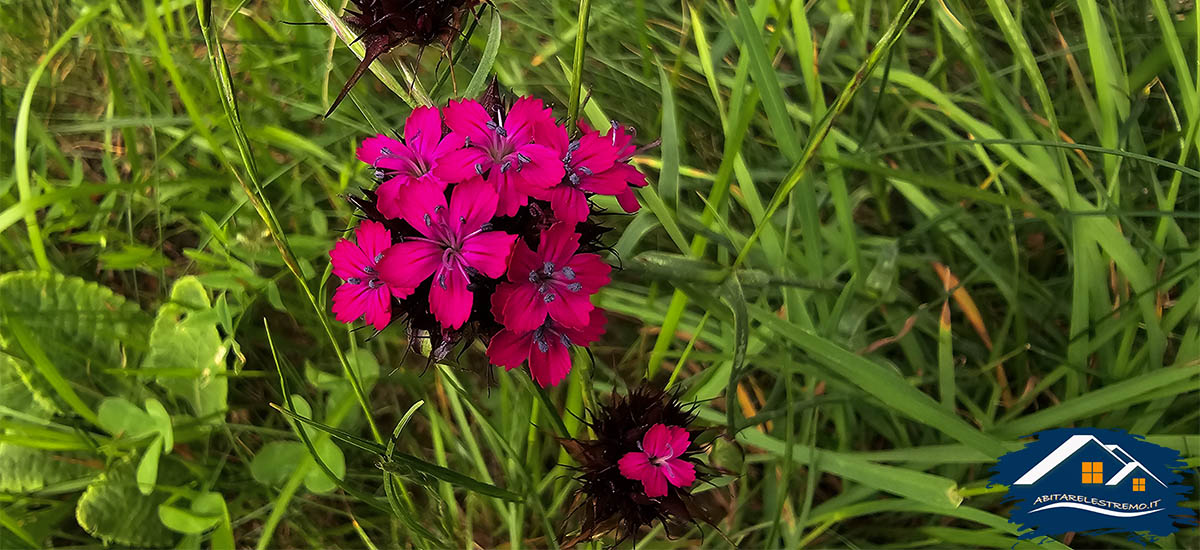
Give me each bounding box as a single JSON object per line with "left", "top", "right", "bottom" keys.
{"left": 376, "top": 181, "right": 516, "bottom": 329}
{"left": 329, "top": 220, "right": 401, "bottom": 330}
{"left": 617, "top": 424, "right": 696, "bottom": 498}
{"left": 536, "top": 122, "right": 649, "bottom": 223}
{"left": 491, "top": 222, "right": 610, "bottom": 332}
{"left": 327, "top": 0, "right": 481, "bottom": 116}
{"left": 558, "top": 386, "right": 726, "bottom": 546}
{"left": 437, "top": 97, "right": 567, "bottom": 216}
{"left": 486, "top": 308, "right": 606, "bottom": 387}
{"left": 356, "top": 106, "right": 461, "bottom": 219}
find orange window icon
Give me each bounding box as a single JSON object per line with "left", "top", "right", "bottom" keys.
{"left": 1133, "top": 478, "right": 1146, "bottom": 492}
{"left": 1081, "top": 462, "right": 1103, "bottom": 484}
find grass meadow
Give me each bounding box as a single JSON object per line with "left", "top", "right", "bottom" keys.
{"left": 1, "top": 0, "right": 1198, "bottom": 548}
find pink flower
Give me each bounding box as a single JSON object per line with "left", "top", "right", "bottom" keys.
{"left": 486, "top": 308, "right": 606, "bottom": 388}
{"left": 376, "top": 181, "right": 517, "bottom": 329}
{"left": 617, "top": 424, "right": 696, "bottom": 498}
{"left": 357, "top": 106, "right": 461, "bottom": 219}
{"left": 535, "top": 122, "right": 648, "bottom": 223}
{"left": 436, "top": 97, "right": 567, "bottom": 216}
{"left": 329, "top": 220, "right": 402, "bottom": 331}
{"left": 491, "top": 223, "right": 611, "bottom": 332}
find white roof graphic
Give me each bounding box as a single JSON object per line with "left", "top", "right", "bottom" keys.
{"left": 1012, "top": 434, "right": 1166, "bottom": 488}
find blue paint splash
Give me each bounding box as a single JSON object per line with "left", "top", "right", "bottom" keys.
{"left": 989, "top": 428, "right": 1195, "bottom": 544}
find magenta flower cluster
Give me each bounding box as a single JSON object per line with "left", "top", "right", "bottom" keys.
{"left": 329, "top": 97, "right": 648, "bottom": 387}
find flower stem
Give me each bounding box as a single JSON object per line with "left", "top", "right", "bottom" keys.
{"left": 566, "top": 0, "right": 592, "bottom": 129}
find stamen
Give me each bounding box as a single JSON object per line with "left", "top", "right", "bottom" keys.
{"left": 528, "top": 270, "right": 540, "bottom": 283}
{"left": 543, "top": 293, "right": 556, "bottom": 303}
{"left": 533, "top": 329, "right": 550, "bottom": 353}
{"left": 423, "top": 213, "right": 432, "bottom": 227}
{"left": 543, "top": 261, "right": 555, "bottom": 276}
{"left": 381, "top": 146, "right": 393, "bottom": 155}
{"left": 578, "top": 166, "right": 593, "bottom": 176}
{"left": 463, "top": 136, "right": 471, "bottom": 147}
{"left": 568, "top": 173, "right": 581, "bottom": 186}
{"left": 374, "top": 253, "right": 384, "bottom": 264}
{"left": 363, "top": 266, "right": 376, "bottom": 274}
{"left": 568, "top": 140, "right": 581, "bottom": 152}
{"left": 459, "top": 216, "right": 467, "bottom": 225}
{"left": 561, "top": 266, "right": 576, "bottom": 280}
{"left": 475, "top": 164, "right": 485, "bottom": 175}
{"left": 500, "top": 160, "right": 511, "bottom": 173}
{"left": 517, "top": 152, "right": 531, "bottom": 163}
{"left": 347, "top": 277, "right": 362, "bottom": 285}
{"left": 368, "top": 279, "right": 382, "bottom": 289}
{"left": 567, "top": 282, "right": 582, "bottom": 292}
{"left": 437, "top": 271, "right": 447, "bottom": 289}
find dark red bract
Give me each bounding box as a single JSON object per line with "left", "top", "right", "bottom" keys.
{"left": 327, "top": 0, "right": 481, "bottom": 116}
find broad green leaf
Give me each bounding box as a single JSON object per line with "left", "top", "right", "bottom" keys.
{"left": 248, "top": 440, "right": 345, "bottom": 494}
{"left": 0, "top": 272, "right": 144, "bottom": 414}
{"left": 97, "top": 397, "right": 157, "bottom": 440}
{"left": 75, "top": 457, "right": 178, "bottom": 547}
{"left": 144, "top": 277, "right": 228, "bottom": 421}
{"left": 157, "top": 504, "right": 219, "bottom": 535}
{"left": 0, "top": 443, "right": 92, "bottom": 492}
{"left": 144, "top": 398, "right": 173, "bottom": 451}
{"left": 190, "top": 492, "right": 234, "bottom": 549}
{"left": 249, "top": 441, "right": 305, "bottom": 487}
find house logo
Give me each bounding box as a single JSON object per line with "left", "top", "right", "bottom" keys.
{"left": 989, "top": 428, "right": 1195, "bottom": 544}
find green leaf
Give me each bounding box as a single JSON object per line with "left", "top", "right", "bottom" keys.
{"left": 302, "top": 438, "right": 346, "bottom": 494}
{"left": 136, "top": 435, "right": 163, "bottom": 495}
{"left": 144, "top": 277, "right": 228, "bottom": 421}
{"left": 0, "top": 443, "right": 92, "bottom": 492}
{"left": 463, "top": 9, "right": 502, "bottom": 98}
{"left": 157, "top": 503, "right": 219, "bottom": 535}
{"left": 249, "top": 441, "right": 305, "bottom": 487}
{"left": 97, "top": 397, "right": 157, "bottom": 440}
{"left": 75, "top": 457, "right": 178, "bottom": 547}
{"left": 0, "top": 272, "right": 144, "bottom": 415}
{"left": 379, "top": 453, "right": 523, "bottom": 502}
{"left": 144, "top": 398, "right": 173, "bottom": 451}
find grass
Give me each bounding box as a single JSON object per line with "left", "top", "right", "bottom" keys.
{"left": 1, "top": 0, "right": 1198, "bottom": 548}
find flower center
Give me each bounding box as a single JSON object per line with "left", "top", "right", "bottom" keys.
{"left": 347, "top": 255, "right": 385, "bottom": 289}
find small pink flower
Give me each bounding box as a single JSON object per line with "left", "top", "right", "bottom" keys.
{"left": 436, "top": 97, "right": 567, "bottom": 216}
{"left": 536, "top": 123, "right": 649, "bottom": 223}
{"left": 376, "top": 182, "right": 517, "bottom": 329}
{"left": 357, "top": 106, "right": 461, "bottom": 219}
{"left": 486, "top": 308, "right": 606, "bottom": 388}
{"left": 617, "top": 424, "right": 696, "bottom": 498}
{"left": 329, "top": 220, "right": 403, "bottom": 331}
{"left": 491, "top": 223, "right": 611, "bottom": 333}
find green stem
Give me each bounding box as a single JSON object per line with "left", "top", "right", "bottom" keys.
{"left": 566, "top": 0, "right": 593, "bottom": 129}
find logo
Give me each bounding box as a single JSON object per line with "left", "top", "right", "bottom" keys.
{"left": 990, "top": 428, "right": 1195, "bottom": 544}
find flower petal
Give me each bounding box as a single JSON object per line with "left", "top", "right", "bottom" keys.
{"left": 433, "top": 146, "right": 491, "bottom": 183}
{"left": 661, "top": 457, "right": 696, "bottom": 489}
{"left": 492, "top": 170, "right": 531, "bottom": 217}
{"left": 506, "top": 240, "right": 540, "bottom": 282}
{"left": 486, "top": 328, "right": 531, "bottom": 370}
{"left": 617, "top": 451, "right": 654, "bottom": 483}
{"left": 527, "top": 329, "right": 572, "bottom": 387}
{"left": 571, "top": 131, "right": 620, "bottom": 175}
{"left": 374, "top": 175, "right": 417, "bottom": 219}
{"left": 362, "top": 287, "right": 392, "bottom": 331}
{"left": 504, "top": 96, "right": 559, "bottom": 145}
{"left": 354, "top": 220, "right": 393, "bottom": 266}
{"left": 665, "top": 426, "right": 691, "bottom": 459}
{"left": 510, "top": 143, "right": 565, "bottom": 191}
{"left": 389, "top": 180, "right": 448, "bottom": 239}
{"left": 376, "top": 241, "right": 441, "bottom": 291}
{"left": 448, "top": 180, "right": 499, "bottom": 234}
{"left": 498, "top": 282, "right": 548, "bottom": 333}
{"left": 461, "top": 231, "right": 516, "bottom": 279}
{"left": 404, "top": 105, "right": 443, "bottom": 155}
{"left": 616, "top": 187, "right": 642, "bottom": 214}
{"left": 561, "top": 308, "right": 606, "bottom": 345}
{"left": 538, "top": 222, "right": 581, "bottom": 268}
{"left": 561, "top": 252, "right": 610, "bottom": 293}
{"left": 429, "top": 265, "right": 472, "bottom": 329}
{"left": 642, "top": 424, "right": 673, "bottom": 458}
{"left": 540, "top": 184, "right": 590, "bottom": 224}
{"left": 356, "top": 134, "right": 405, "bottom": 167}
{"left": 331, "top": 283, "right": 369, "bottom": 324}
{"left": 642, "top": 468, "right": 669, "bottom": 498}
{"left": 330, "top": 239, "right": 370, "bottom": 281}
{"left": 442, "top": 98, "right": 492, "bottom": 144}
{"left": 545, "top": 288, "right": 592, "bottom": 329}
